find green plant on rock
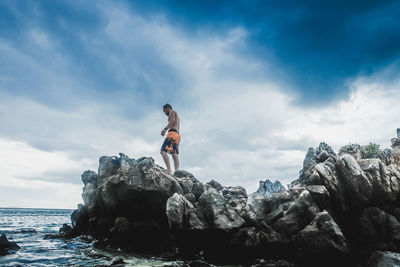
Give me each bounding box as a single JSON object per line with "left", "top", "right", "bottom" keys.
{"left": 361, "top": 143, "right": 382, "bottom": 159}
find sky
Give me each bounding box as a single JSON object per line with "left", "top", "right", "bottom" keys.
{"left": 0, "top": 0, "right": 399, "bottom": 208}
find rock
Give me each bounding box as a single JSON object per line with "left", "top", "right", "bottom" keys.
{"left": 230, "top": 223, "right": 285, "bottom": 249}
{"left": 392, "top": 142, "right": 400, "bottom": 173}
{"left": 378, "top": 149, "right": 392, "bottom": 166}
{"left": 248, "top": 193, "right": 274, "bottom": 225}
{"left": 166, "top": 193, "right": 205, "bottom": 230}
{"left": 98, "top": 156, "right": 120, "bottom": 183}
{"left": 0, "top": 234, "right": 20, "bottom": 255}
{"left": 339, "top": 143, "right": 363, "bottom": 161}
{"left": 72, "top": 154, "right": 187, "bottom": 251}
{"left": 305, "top": 153, "right": 400, "bottom": 212}
{"left": 336, "top": 154, "right": 373, "bottom": 207}
{"left": 81, "top": 170, "right": 98, "bottom": 185}
{"left": 255, "top": 179, "right": 286, "bottom": 197}
{"left": 299, "top": 142, "right": 336, "bottom": 181}
{"left": 205, "top": 180, "right": 223, "bottom": 191}
{"left": 111, "top": 217, "right": 130, "bottom": 232}
{"left": 299, "top": 147, "right": 316, "bottom": 181}
{"left": 264, "top": 190, "right": 297, "bottom": 215}
{"left": 187, "top": 260, "right": 216, "bottom": 267}
{"left": 357, "top": 207, "right": 400, "bottom": 252}
{"left": 295, "top": 211, "right": 350, "bottom": 261}
{"left": 108, "top": 258, "right": 126, "bottom": 266}
{"left": 96, "top": 155, "right": 183, "bottom": 221}
{"left": 82, "top": 181, "right": 97, "bottom": 214}
{"left": 250, "top": 259, "right": 297, "bottom": 267}
{"left": 81, "top": 170, "right": 99, "bottom": 215}
{"left": 392, "top": 137, "right": 400, "bottom": 148}
{"left": 71, "top": 204, "right": 89, "bottom": 234}
{"left": 308, "top": 159, "right": 347, "bottom": 212}
{"left": 317, "top": 142, "right": 337, "bottom": 157}
{"left": 222, "top": 186, "right": 248, "bottom": 213}
{"left": 18, "top": 228, "right": 37, "bottom": 233}
{"left": 174, "top": 170, "right": 205, "bottom": 202}
{"left": 367, "top": 251, "right": 400, "bottom": 267}
{"left": 44, "top": 223, "right": 76, "bottom": 239}
{"left": 64, "top": 130, "right": 400, "bottom": 266}
{"left": 95, "top": 258, "right": 127, "bottom": 267}
{"left": 305, "top": 185, "right": 331, "bottom": 210}
{"left": 271, "top": 190, "right": 319, "bottom": 237}
{"left": 196, "top": 188, "right": 246, "bottom": 230}
{"left": 59, "top": 223, "right": 73, "bottom": 234}
{"left": 358, "top": 158, "right": 400, "bottom": 203}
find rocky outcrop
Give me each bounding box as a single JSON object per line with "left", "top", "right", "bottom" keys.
{"left": 166, "top": 193, "right": 205, "bottom": 231}
{"left": 295, "top": 210, "right": 350, "bottom": 263}
{"left": 0, "top": 234, "right": 20, "bottom": 256}
{"left": 65, "top": 131, "right": 400, "bottom": 266}
{"left": 367, "top": 251, "right": 400, "bottom": 267}
{"left": 254, "top": 180, "right": 286, "bottom": 197}
{"left": 339, "top": 143, "right": 362, "bottom": 161}
{"left": 391, "top": 131, "right": 400, "bottom": 172}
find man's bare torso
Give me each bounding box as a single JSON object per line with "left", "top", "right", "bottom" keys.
{"left": 169, "top": 110, "right": 180, "bottom": 132}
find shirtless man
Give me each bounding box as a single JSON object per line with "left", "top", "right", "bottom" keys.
{"left": 160, "top": 104, "right": 181, "bottom": 174}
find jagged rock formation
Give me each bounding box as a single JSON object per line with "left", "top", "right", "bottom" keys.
{"left": 367, "top": 251, "right": 400, "bottom": 267}
{"left": 338, "top": 143, "right": 362, "bottom": 161}
{"left": 391, "top": 130, "right": 400, "bottom": 171}
{"left": 254, "top": 180, "right": 286, "bottom": 197}
{"left": 0, "top": 234, "right": 20, "bottom": 256}
{"left": 64, "top": 132, "right": 400, "bottom": 266}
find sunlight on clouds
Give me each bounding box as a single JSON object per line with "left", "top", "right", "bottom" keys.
{"left": 181, "top": 78, "right": 400, "bottom": 190}
{"left": 0, "top": 138, "right": 86, "bottom": 208}
{"left": 0, "top": 179, "right": 82, "bottom": 209}
{"left": 287, "top": 82, "right": 400, "bottom": 150}
{"left": 0, "top": 138, "right": 92, "bottom": 178}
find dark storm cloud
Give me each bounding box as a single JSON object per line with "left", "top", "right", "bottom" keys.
{"left": 125, "top": 0, "right": 400, "bottom": 104}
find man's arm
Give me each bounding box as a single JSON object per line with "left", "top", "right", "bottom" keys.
{"left": 164, "top": 111, "right": 176, "bottom": 130}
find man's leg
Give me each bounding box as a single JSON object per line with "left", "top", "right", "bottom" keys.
{"left": 172, "top": 153, "right": 179, "bottom": 172}
{"left": 161, "top": 151, "right": 172, "bottom": 174}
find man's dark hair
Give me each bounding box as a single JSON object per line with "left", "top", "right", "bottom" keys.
{"left": 163, "top": 103, "right": 172, "bottom": 109}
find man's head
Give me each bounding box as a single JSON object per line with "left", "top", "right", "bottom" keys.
{"left": 163, "top": 103, "right": 172, "bottom": 115}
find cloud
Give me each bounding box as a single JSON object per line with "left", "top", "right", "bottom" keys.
{"left": 0, "top": 138, "right": 85, "bottom": 208}
{"left": 123, "top": 0, "right": 400, "bottom": 104}
{"left": 0, "top": 181, "right": 82, "bottom": 209}
{"left": 0, "top": 138, "right": 93, "bottom": 182}
{"left": 181, "top": 76, "right": 400, "bottom": 192}
{"left": 29, "top": 29, "right": 53, "bottom": 49}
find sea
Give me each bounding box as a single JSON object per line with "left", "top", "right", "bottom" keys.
{"left": 0, "top": 208, "right": 183, "bottom": 267}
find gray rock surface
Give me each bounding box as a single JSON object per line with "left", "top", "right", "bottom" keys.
{"left": 296, "top": 210, "right": 349, "bottom": 257}
{"left": 378, "top": 149, "right": 392, "bottom": 166}
{"left": 0, "top": 234, "right": 20, "bottom": 256}
{"left": 166, "top": 193, "right": 205, "bottom": 230}
{"left": 392, "top": 137, "right": 400, "bottom": 173}
{"left": 255, "top": 179, "right": 286, "bottom": 197}
{"left": 367, "top": 251, "right": 400, "bottom": 267}
{"left": 196, "top": 187, "right": 246, "bottom": 230}
{"left": 339, "top": 143, "right": 363, "bottom": 161}
{"left": 358, "top": 207, "right": 400, "bottom": 251}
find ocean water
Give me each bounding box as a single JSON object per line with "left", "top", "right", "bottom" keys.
{"left": 0, "top": 208, "right": 182, "bottom": 267}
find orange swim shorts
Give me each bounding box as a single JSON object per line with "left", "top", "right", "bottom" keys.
{"left": 161, "top": 130, "right": 181, "bottom": 154}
